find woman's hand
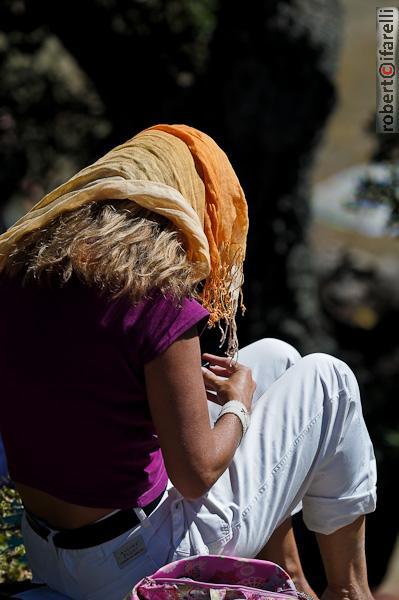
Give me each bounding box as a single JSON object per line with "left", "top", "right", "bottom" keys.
{"left": 201, "top": 352, "right": 256, "bottom": 412}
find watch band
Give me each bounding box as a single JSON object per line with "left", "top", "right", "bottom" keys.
{"left": 215, "top": 400, "right": 251, "bottom": 440}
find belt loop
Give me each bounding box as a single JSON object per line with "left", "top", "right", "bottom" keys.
{"left": 48, "top": 530, "right": 60, "bottom": 557}
{"left": 133, "top": 507, "right": 148, "bottom": 525}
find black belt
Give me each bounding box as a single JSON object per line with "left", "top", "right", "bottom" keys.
{"left": 24, "top": 489, "right": 166, "bottom": 550}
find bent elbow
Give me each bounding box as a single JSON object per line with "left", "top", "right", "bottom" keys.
{"left": 171, "top": 471, "right": 216, "bottom": 501}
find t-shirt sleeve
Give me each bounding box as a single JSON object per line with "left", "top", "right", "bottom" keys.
{"left": 123, "top": 291, "right": 210, "bottom": 365}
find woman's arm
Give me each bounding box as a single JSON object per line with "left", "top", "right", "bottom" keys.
{"left": 144, "top": 326, "right": 255, "bottom": 500}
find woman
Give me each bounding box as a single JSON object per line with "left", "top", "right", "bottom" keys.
{"left": 0, "top": 125, "right": 376, "bottom": 600}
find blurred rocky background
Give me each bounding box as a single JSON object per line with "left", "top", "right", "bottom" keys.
{"left": 0, "top": 0, "right": 398, "bottom": 595}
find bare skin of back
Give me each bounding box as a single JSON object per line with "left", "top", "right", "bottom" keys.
{"left": 15, "top": 481, "right": 115, "bottom": 529}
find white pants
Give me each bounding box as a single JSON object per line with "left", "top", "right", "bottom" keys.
{"left": 21, "top": 338, "right": 377, "bottom": 600}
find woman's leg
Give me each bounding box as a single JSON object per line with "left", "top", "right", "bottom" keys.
{"left": 237, "top": 337, "right": 302, "bottom": 404}
{"left": 235, "top": 339, "right": 316, "bottom": 595}
{"left": 207, "top": 337, "right": 302, "bottom": 423}
{"left": 205, "top": 339, "right": 311, "bottom": 593}
{"left": 191, "top": 350, "right": 376, "bottom": 600}
{"left": 256, "top": 516, "right": 319, "bottom": 599}
{"left": 317, "top": 516, "right": 373, "bottom": 600}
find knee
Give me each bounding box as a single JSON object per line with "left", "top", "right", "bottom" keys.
{"left": 301, "top": 352, "right": 338, "bottom": 367}
{"left": 238, "top": 338, "right": 302, "bottom": 396}
{"left": 300, "top": 353, "right": 360, "bottom": 405}
{"left": 301, "top": 352, "right": 350, "bottom": 376}
{"left": 250, "top": 338, "right": 302, "bottom": 368}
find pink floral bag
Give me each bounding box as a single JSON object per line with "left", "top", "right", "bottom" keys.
{"left": 128, "top": 555, "right": 314, "bottom": 600}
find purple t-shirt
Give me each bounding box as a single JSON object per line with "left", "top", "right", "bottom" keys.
{"left": 0, "top": 275, "right": 209, "bottom": 508}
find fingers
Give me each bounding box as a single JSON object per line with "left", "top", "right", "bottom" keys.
{"left": 201, "top": 353, "right": 241, "bottom": 370}
{"left": 205, "top": 365, "right": 230, "bottom": 377}
{"left": 201, "top": 368, "right": 225, "bottom": 404}
{"left": 201, "top": 366, "right": 220, "bottom": 390}
{"left": 201, "top": 353, "right": 233, "bottom": 364}
{"left": 206, "top": 390, "right": 223, "bottom": 405}
{"left": 201, "top": 353, "right": 255, "bottom": 411}
{"left": 202, "top": 365, "right": 223, "bottom": 403}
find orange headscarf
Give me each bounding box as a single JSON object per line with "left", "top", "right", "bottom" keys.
{"left": 0, "top": 124, "right": 249, "bottom": 355}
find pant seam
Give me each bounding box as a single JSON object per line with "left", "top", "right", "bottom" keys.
{"left": 240, "top": 409, "right": 324, "bottom": 522}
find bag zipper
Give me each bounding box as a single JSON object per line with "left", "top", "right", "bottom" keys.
{"left": 142, "top": 576, "right": 299, "bottom": 598}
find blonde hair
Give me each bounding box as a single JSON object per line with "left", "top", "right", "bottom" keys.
{"left": 3, "top": 200, "right": 202, "bottom": 304}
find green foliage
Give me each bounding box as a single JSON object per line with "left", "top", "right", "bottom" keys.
{"left": 96, "top": 0, "right": 218, "bottom": 71}
{"left": 0, "top": 485, "right": 30, "bottom": 583}
{"left": 0, "top": 27, "right": 110, "bottom": 196}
